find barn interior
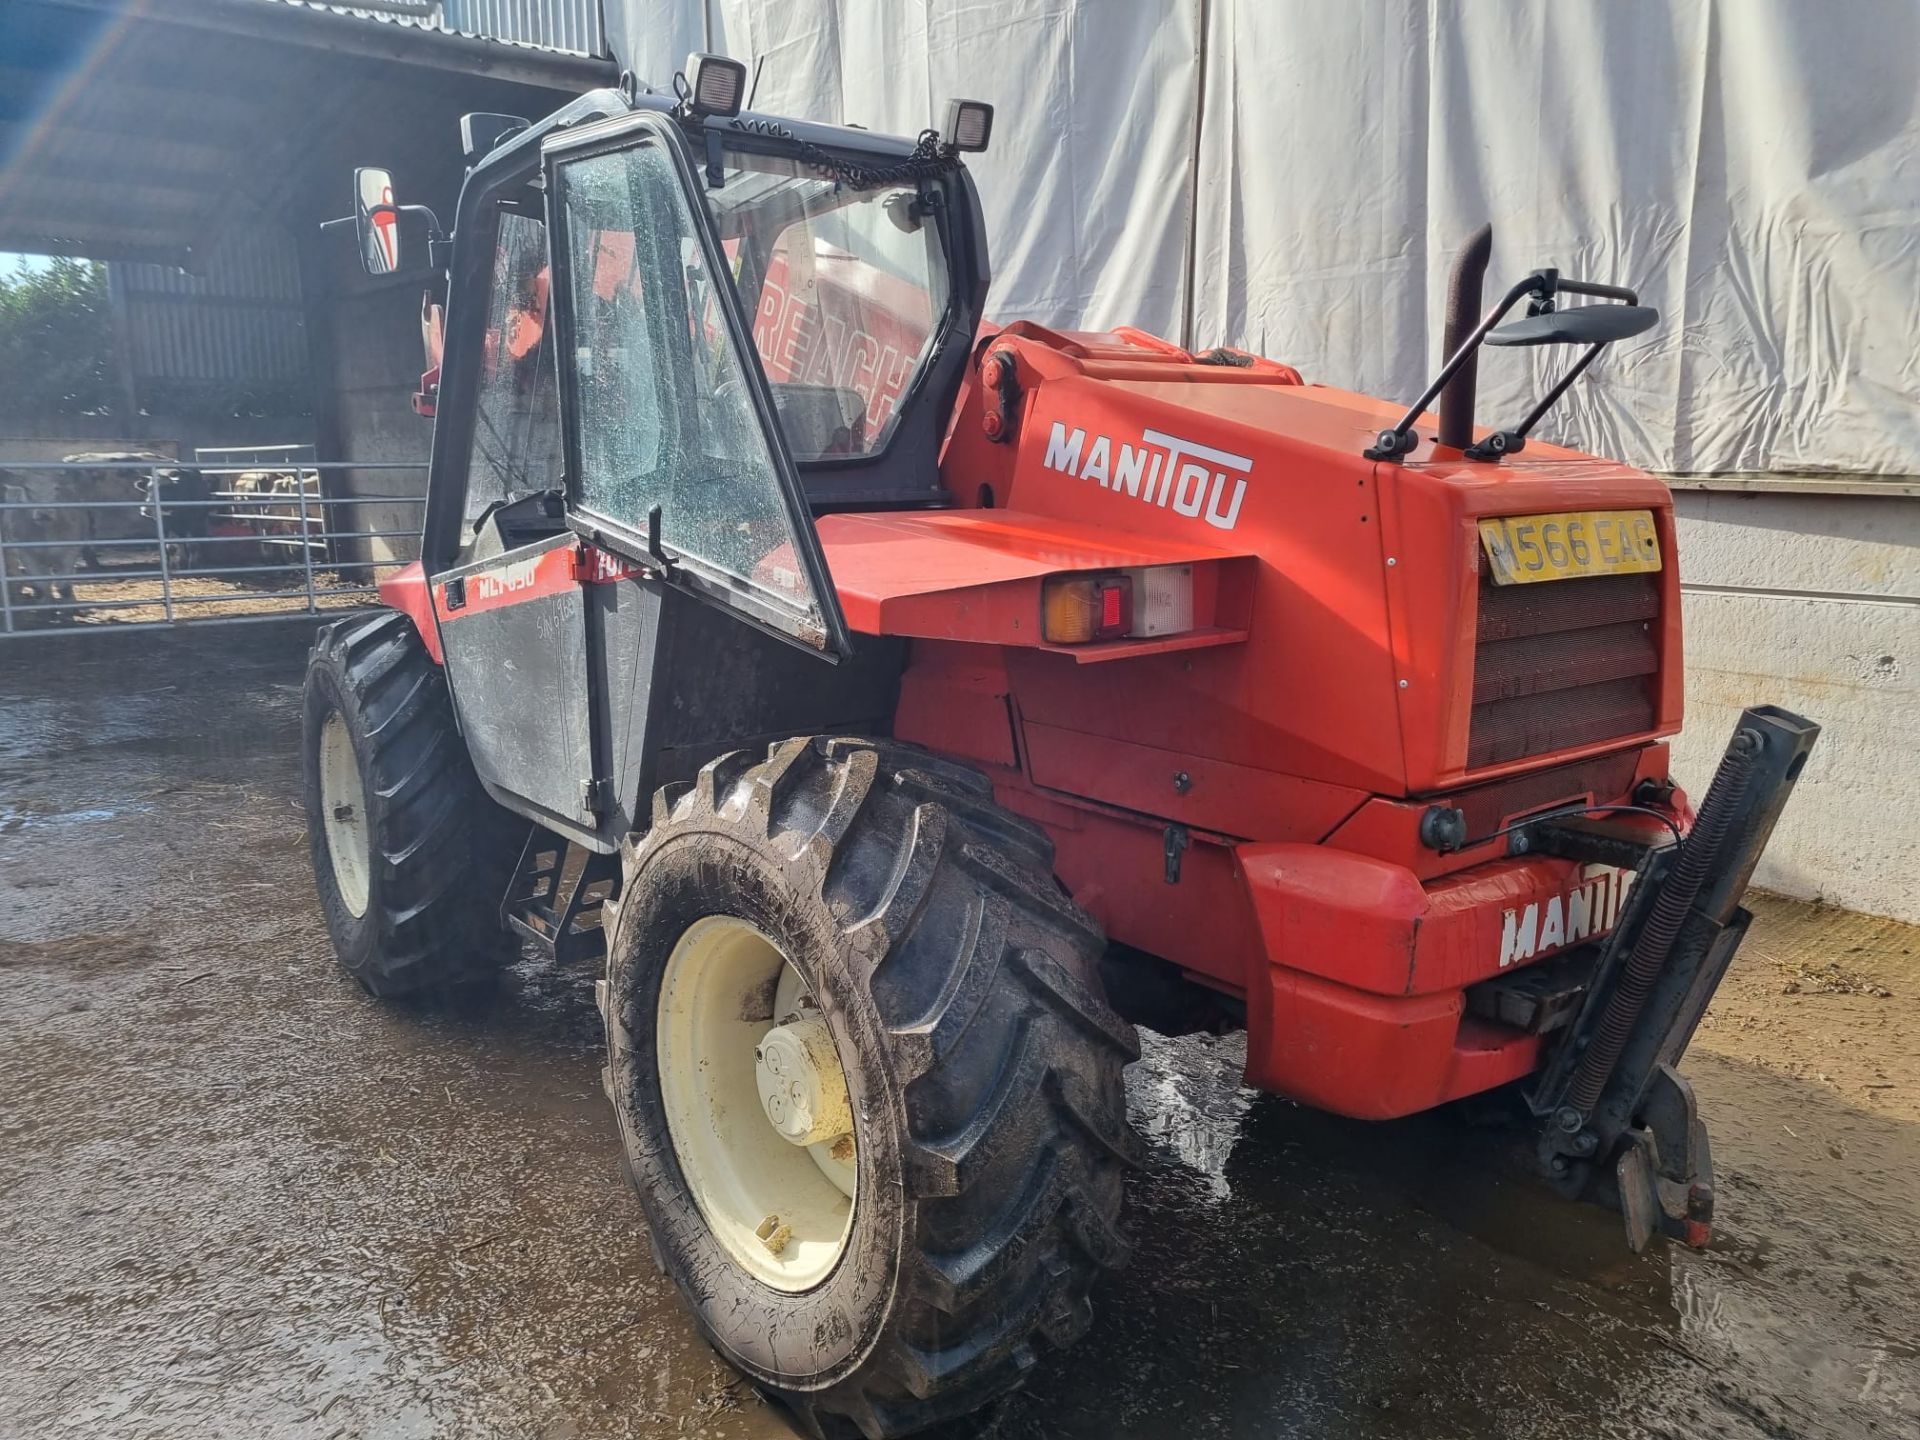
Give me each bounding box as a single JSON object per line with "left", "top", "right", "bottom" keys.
{"left": 0, "top": 0, "right": 612, "bottom": 531}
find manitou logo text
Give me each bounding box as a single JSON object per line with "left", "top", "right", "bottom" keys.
{"left": 473, "top": 555, "right": 540, "bottom": 601}
{"left": 1043, "top": 421, "right": 1250, "bottom": 531}
{"left": 1498, "top": 863, "right": 1638, "bottom": 968}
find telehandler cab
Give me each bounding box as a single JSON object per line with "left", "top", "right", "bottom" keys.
{"left": 304, "top": 57, "right": 1817, "bottom": 1437}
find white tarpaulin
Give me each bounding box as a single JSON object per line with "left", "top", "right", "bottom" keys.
{"left": 604, "top": 0, "right": 1920, "bottom": 478}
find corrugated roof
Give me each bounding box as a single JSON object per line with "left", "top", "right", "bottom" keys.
{"left": 256, "top": 1, "right": 605, "bottom": 59}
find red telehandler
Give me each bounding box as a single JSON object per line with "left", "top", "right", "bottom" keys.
{"left": 304, "top": 59, "right": 1817, "bottom": 1438}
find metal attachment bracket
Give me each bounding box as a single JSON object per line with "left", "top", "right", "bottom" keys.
{"left": 1163, "top": 824, "right": 1189, "bottom": 884}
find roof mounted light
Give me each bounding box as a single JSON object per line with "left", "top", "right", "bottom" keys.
{"left": 943, "top": 99, "right": 994, "bottom": 153}
{"left": 682, "top": 52, "right": 746, "bottom": 119}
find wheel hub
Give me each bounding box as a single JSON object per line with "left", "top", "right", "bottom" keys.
{"left": 318, "top": 711, "right": 370, "bottom": 918}
{"left": 656, "top": 917, "right": 858, "bottom": 1291}
{"left": 755, "top": 1016, "right": 853, "bottom": 1148}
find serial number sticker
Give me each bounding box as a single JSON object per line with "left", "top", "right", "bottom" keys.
{"left": 1478, "top": 509, "right": 1662, "bottom": 586}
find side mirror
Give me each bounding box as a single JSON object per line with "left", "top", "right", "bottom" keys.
{"left": 354, "top": 166, "right": 401, "bottom": 276}
{"left": 1487, "top": 303, "right": 1660, "bottom": 347}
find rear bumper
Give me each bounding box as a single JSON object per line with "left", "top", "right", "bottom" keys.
{"left": 1234, "top": 706, "right": 1817, "bottom": 1253}
{"left": 1235, "top": 842, "right": 1633, "bottom": 1118}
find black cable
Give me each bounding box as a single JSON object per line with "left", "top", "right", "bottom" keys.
{"left": 1456, "top": 802, "right": 1685, "bottom": 854}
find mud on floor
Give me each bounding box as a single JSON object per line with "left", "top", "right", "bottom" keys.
{"left": 1, "top": 625, "right": 1916, "bottom": 1439}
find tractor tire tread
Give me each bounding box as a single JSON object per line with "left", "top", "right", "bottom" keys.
{"left": 605, "top": 736, "right": 1134, "bottom": 1439}
{"left": 303, "top": 611, "right": 525, "bottom": 997}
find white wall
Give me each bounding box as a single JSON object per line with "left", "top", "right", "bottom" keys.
{"left": 1670, "top": 490, "right": 1919, "bottom": 922}
{"left": 605, "top": 0, "right": 1920, "bottom": 479}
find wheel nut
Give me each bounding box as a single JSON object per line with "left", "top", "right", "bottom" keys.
{"left": 755, "top": 1214, "right": 792, "bottom": 1256}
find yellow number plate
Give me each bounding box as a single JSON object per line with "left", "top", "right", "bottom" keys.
{"left": 1478, "top": 509, "right": 1662, "bottom": 586}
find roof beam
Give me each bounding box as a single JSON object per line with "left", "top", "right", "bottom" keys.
{"left": 0, "top": 120, "right": 243, "bottom": 191}
{"left": 6, "top": 173, "right": 232, "bottom": 223}
{"left": 0, "top": 225, "right": 195, "bottom": 267}
{"left": 0, "top": 61, "right": 267, "bottom": 135}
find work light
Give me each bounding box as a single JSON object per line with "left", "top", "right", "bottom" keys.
{"left": 684, "top": 52, "right": 747, "bottom": 118}
{"left": 943, "top": 99, "right": 994, "bottom": 152}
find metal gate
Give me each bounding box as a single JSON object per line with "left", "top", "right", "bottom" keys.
{"left": 0, "top": 457, "right": 424, "bottom": 637}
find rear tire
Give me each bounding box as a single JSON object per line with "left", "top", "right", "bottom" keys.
{"left": 302, "top": 610, "right": 525, "bottom": 997}
{"left": 600, "top": 737, "right": 1140, "bottom": 1438}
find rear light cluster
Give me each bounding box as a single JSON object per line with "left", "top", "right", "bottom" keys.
{"left": 1042, "top": 565, "right": 1194, "bottom": 644}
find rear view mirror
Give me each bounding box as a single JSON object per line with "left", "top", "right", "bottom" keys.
{"left": 1487, "top": 303, "right": 1659, "bottom": 347}
{"left": 355, "top": 166, "right": 401, "bottom": 276}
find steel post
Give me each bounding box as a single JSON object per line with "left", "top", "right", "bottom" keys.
{"left": 151, "top": 467, "right": 176, "bottom": 623}
{"left": 294, "top": 468, "right": 320, "bottom": 614}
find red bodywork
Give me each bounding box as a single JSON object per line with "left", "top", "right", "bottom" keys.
{"left": 382, "top": 323, "right": 1689, "bottom": 1122}
{"left": 874, "top": 325, "right": 1686, "bottom": 1120}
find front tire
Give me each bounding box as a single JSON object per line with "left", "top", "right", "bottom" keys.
{"left": 600, "top": 737, "right": 1140, "bottom": 1438}
{"left": 302, "top": 610, "right": 524, "bottom": 997}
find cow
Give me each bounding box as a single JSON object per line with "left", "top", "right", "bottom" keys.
{"left": 214, "top": 470, "right": 299, "bottom": 573}
{"left": 0, "top": 470, "right": 87, "bottom": 625}
{"left": 136, "top": 464, "right": 211, "bottom": 573}
{"left": 57, "top": 451, "right": 188, "bottom": 571}
{"left": 261, "top": 471, "right": 319, "bottom": 542}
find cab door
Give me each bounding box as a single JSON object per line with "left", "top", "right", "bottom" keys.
{"left": 543, "top": 111, "right": 852, "bottom": 661}
{"left": 432, "top": 111, "right": 857, "bottom": 852}
{"left": 428, "top": 199, "right": 602, "bottom": 840}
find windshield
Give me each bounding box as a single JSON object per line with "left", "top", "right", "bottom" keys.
{"left": 703, "top": 150, "right": 951, "bottom": 462}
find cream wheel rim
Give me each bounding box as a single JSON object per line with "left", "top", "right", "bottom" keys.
{"left": 319, "top": 712, "right": 370, "bottom": 918}
{"left": 656, "top": 916, "right": 857, "bottom": 1291}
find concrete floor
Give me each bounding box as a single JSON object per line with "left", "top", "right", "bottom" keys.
{"left": 2, "top": 623, "right": 1916, "bottom": 1439}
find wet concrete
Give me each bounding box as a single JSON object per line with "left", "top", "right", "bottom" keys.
{"left": 2, "top": 625, "right": 1916, "bottom": 1439}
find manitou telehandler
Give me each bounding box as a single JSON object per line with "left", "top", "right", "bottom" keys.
{"left": 303, "top": 56, "right": 1817, "bottom": 1438}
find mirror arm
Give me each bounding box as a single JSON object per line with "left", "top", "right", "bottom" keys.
{"left": 327, "top": 205, "right": 451, "bottom": 272}
{"left": 1558, "top": 277, "right": 1639, "bottom": 306}
{"left": 1364, "top": 270, "right": 1556, "bottom": 461}
{"left": 1462, "top": 338, "right": 1610, "bottom": 462}
{"left": 397, "top": 203, "right": 449, "bottom": 248}
{"left": 1368, "top": 264, "right": 1645, "bottom": 464}
{"left": 410, "top": 206, "right": 453, "bottom": 269}
{"left": 1517, "top": 341, "right": 1607, "bottom": 438}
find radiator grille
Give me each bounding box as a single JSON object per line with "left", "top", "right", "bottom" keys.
{"left": 1468, "top": 571, "right": 1659, "bottom": 769}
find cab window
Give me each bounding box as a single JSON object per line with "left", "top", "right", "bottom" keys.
{"left": 554, "top": 138, "right": 819, "bottom": 617}
{"left": 705, "top": 153, "right": 951, "bottom": 462}
{"left": 465, "top": 210, "right": 563, "bottom": 525}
